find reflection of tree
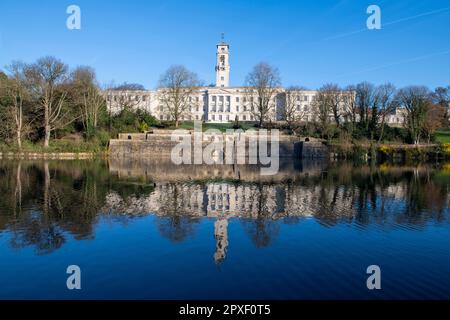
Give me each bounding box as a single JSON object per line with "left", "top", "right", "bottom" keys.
{"left": 241, "top": 183, "right": 280, "bottom": 248}
{"left": 0, "top": 161, "right": 112, "bottom": 253}
{"left": 157, "top": 215, "right": 199, "bottom": 243}
{"left": 10, "top": 218, "right": 65, "bottom": 254}
{"left": 154, "top": 183, "right": 200, "bottom": 243}
{"left": 242, "top": 218, "right": 279, "bottom": 248}
{"left": 0, "top": 161, "right": 449, "bottom": 255}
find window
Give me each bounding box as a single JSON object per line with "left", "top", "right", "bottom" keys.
{"left": 196, "top": 97, "right": 199, "bottom": 102}
{"left": 219, "top": 115, "right": 222, "bottom": 121}
{"left": 297, "top": 106, "right": 301, "bottom": 111}
{"left": 243, "top": 115, "right": 247, "bottom": 121}
{"left": 226, "top": 115, "right": 229, "bottom": 121}
{"left": 236, "top": 97, "right": 240, "bottom": 102}
{"left": 212, "top": 96, "right": 217, "bottom": 102}
{"left": 212, "top": 115, "right": 215, "bottom": 121}
{"left": 226, "top": 96, "right": 230, "bottom": 102}
{"left": 219, "top": 96, "right": 224, "bottom": 102}
{"left": 304, "top": 96, "right": 308, "bottom": 102}
{"left": 196, "top": 106, "right": 199, "bottom": 112}
{"left": 236, "top": 106, "right": 240, "bottom": 112}
{"left": 142, "top": 96, "right": 146, "bottom": 102}
{"left": 221, "top": 76, "right": 224, "bottom": 81}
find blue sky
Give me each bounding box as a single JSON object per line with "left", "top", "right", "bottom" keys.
{"left": 0, "top": 0, "right": 449, "bottom": 89}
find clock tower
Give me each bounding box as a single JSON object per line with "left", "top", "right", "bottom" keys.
{"left": 215, "top": 35, "right": 230, "bottom": 87}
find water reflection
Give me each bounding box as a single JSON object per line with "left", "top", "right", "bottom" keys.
{"left": 0, "top": 160, "right": 449, "bottom": 264}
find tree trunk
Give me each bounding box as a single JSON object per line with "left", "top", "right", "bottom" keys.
{"left": 378, "top": 116, "right": 385, "bottom": 144}
{"left": 14, "top": 162, "right": 22, "bottom": 217}
{"left": 44, "top": 125, "right": 51, "bottom": 148}
{"left": 43, "top": 162, "right": 50, "bottom": 216}
{"left": 16, "top": 129, "right": 21, "bottom": 149}
{"left": 44, "top": 103, "right": 50, "bottom": 148}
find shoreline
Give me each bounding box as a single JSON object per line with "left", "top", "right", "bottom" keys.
{"left": 0, "top": 151, "right": 103, "bottom": 160}
{"left": 0, "top": 141, "right": 448, "bottom": 163}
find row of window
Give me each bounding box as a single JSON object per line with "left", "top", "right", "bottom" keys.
{"left": 108, "top": 95, "right": 149, "bottom": 102}
{"left": 107, "top": 95, "right": 315, "bottom": 105}
{"left": 157, "top": 114, "right": 257, "bottom": 122}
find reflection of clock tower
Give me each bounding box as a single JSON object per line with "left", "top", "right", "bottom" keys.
{"left": 215, "top": 35, "right": 230, "bottom": 87}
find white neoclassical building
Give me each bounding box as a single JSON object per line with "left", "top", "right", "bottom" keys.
{"left": 105, "top": 40, "right": 408, "bottom": 125}
{"left": 106, "top": 39, "right": 321, "bottom": 123}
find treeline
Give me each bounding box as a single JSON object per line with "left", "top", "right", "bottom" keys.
{"left": 1, "top": 57, "right": 449, "bottom": 151}
{"left": 305, "top": 82, "right": 449, "bottom": 144}
{"left": 248, "top": 63, "right": 449, "bottom": 144}
{"left": 0, "top": 56, "right": 157, "bottom": 151}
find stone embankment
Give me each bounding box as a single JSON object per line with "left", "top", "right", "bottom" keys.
{"left": 0, "top": 152, "right": 95, "bottom": 160}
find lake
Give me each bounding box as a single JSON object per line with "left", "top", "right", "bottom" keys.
{"left": 0, "top": 159, "right": 449, "bottom": 299}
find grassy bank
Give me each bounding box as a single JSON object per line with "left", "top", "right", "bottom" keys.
{"left": 0, "top": 139, "right": 108, "bottom": 154}
{"left": 435, "top": 129, "right": 450, "bottom": 144}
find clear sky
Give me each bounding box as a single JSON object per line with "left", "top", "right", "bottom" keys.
{"left": 0, "top": 0, "right": 449, "bottom": 90}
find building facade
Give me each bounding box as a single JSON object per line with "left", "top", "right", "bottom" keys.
{"left": 106, "top": 40, "right": 406, "bottom": 124}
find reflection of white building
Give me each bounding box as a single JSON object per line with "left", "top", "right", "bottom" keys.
{"left": 214, "top": 218, "right": 229, "bottom": 264}
{"left": 103, "top": 182, "right": 357, "bottom": 219}
{"left": 102, "top": 180, "right": 416, "bottom": 263}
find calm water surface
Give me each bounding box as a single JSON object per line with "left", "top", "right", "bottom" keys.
{"left": 0, "top": 159, "right": 449, "bottom": 299}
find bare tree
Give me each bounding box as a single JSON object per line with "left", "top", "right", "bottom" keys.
{"left": 432, "top": 86, "right": 450, "bottom": 127}
{"left": 396, "top": 86, "right": 432, "bottom": 145}
{"left": 423, "top": 104, "right": 445, "bottom": 143}
{"left": 25, "top": 56, "right": 75, "bottom": 148}
{"left": 321, "top": 83, "right": 343, "bottom": 128}
{"left": 112, "top": 82, "right": 146, "bottom": 91}
{"left": 1, "top": 62, "right": 31, "bottom": 148}
{"left": 245, "top": 62, "right": 281, "bottom": 127}
{"left": 71, "top": 66, "right": 106, "bottom": 137}
{"left": 341, "top": 85, "right": 358, "bottom": 134}
{"left": 282, "top": 86, "right": 307, "bottom": 132}
{"left": 312, "top": 89, "right": 333, "bottom": 139}
{"left": 376, "top": 83, "right": 397, "bottom": 143}
{"left": 157, "top": 65, "right": 200, "bottom": 127}
{"left": 355, "top": 82, "right": 379, "bottom": 132}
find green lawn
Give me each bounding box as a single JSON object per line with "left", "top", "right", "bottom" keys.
{"left": 435, "top": 129, "right": 450, "bottom": 144}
